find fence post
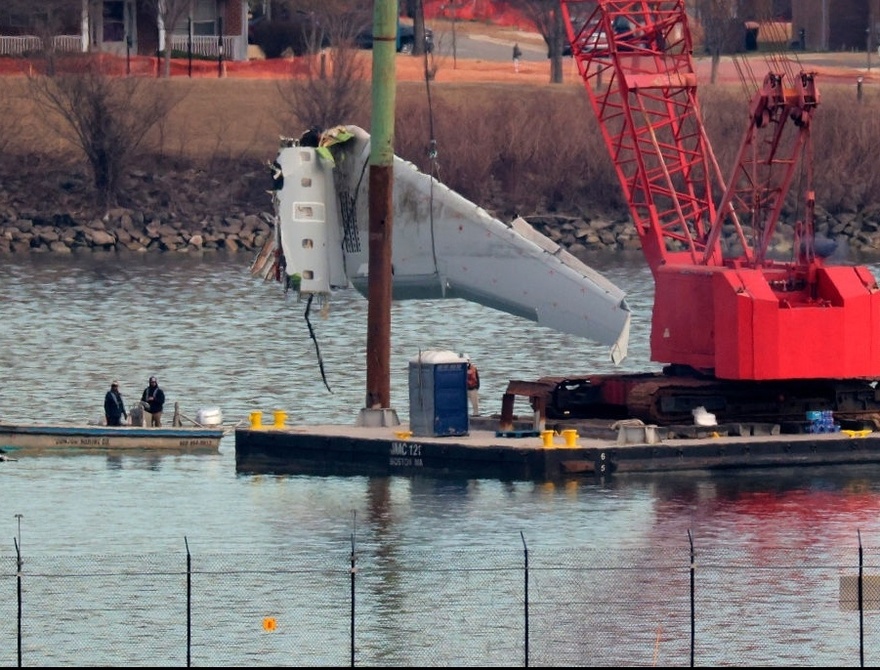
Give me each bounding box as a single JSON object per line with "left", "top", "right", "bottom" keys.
{"left": 217, "top": 17, "right": 224, "bottom": 79}
{"left": 350, "top": 512, "right": 356, "bottom": 667}
{"left": 15, "top": 534, "right": 22, "bottom": 667}
{"left": 688, "top": 529, "right": 695, "bottom": 667}
{"left": 186, "top": 536, "right": 192, "bottom": 667}
{"left": 521, "top": 531, "right": 529, "bottom": 667}
{"left": 188, "top": 17, "right": 193, "bottom": 78}
{"left": 859, "top": 529, "right": 864, "bottom": 667}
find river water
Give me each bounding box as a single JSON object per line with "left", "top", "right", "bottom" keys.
{"left": 4, "top": 251, "right": 880, "bottom": 666}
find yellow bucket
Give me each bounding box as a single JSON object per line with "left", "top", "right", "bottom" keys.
{"left": 395, "top": 430, "right": 413, "bottom": 440}
{"left": 249, "top": 411, "right": 263, "bottom": 428}
{"left": 562, "top": 429, "right": 579, "bottom": 447}
{"left": 541, "top": 430, "right": 555, "bottom": 448}
{"left": 273, "top": 410, "right": 287, "bottom": 428}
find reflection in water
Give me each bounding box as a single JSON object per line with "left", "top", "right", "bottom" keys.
{"left": 632, "top": 465, "right": 880, "bottom": 556}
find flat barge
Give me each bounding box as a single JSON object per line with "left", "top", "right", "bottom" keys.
{"left": 234, "top": 416, "right": 880, "bottom": 480}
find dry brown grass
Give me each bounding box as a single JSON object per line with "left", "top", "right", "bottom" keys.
{"left": 1, "top": 46, "right": 880, "bottom": 222}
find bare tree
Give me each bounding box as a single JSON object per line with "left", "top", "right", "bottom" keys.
{"left": 142, "top": 0, "right": 194, "bottom": 78}
{"left": 276, "top": 6, "right": 369, "bottom": 133}
{"left": 507, "top": 0, "right": 566, "bottom": 84}
{"left": 402, "top": 0, "right": 430, "bottom": 56}
{"left": 696, "top": 0, "right": 742, "bottom": 84}
{"left": 28, "top": 57, "right": 184, "bottom": 206}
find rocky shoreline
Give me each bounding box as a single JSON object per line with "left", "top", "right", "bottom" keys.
{"left": 0, "top": 164, "right": 272, "bottom": 255}
{"left": 0, "top": 206, "right": 273, "bottom": 255}
{"left": 3, "top": 165, "right": 880, "bottom": 261}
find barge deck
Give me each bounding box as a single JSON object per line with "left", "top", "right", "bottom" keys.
{"left": 234, "top": 416, "right": 880, "bottom": 480}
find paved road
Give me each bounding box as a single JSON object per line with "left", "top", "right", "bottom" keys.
{"left": 436, "top": 24, "right": 547, "bottom": 62}
{"left": 432, "top": 21, "right": 880, "bottom": 84}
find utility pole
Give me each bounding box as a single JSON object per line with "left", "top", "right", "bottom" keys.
{"left": 360, "top": 0, "right": 399, "bottom": 427}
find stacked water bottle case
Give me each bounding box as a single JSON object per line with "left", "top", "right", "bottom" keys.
{"left": 806, "top": 410, "right": 839, "bottom": 433}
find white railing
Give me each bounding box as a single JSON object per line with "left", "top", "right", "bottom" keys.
{"left": 0, "top": 34, "right": 82, "bottom": 56}
{"left": 0, "top": 33, "right": 243, "bottom": 60}
{"left": 168, "top": 34, "right": 238, "bottom": 60}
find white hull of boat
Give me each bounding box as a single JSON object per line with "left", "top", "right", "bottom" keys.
{"left": 252, "top": 125, "right": 631, "bottom": 364}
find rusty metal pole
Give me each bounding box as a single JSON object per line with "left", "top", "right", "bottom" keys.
{"left": 364, "top": 0, "right": 397, "bottom": 412}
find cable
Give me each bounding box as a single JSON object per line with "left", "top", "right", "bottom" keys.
{"left": 418, "top": 1, "right": 441, "bottom": 282}
{"left": 304, "top": 294, "right": 333, "bottom": 393}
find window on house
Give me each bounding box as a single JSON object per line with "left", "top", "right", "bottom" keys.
{"left": 1, "top": 11, "right": 29, "bottom": 35}
{"left": 192, "top": 0, "right": 217, "bottom": 36}
{"left": 172, "top": 0, "right": 217, "bottom": 36}
{"left": 103, "top": 0, "right": 125, "bottom": 42}
{"left": 2, "top": 9, "right": 52, "bottom": 35}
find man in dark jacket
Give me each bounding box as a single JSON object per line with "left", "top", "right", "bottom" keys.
{"left": 141, "top": 376, "right": 166, "bottom": 427}
{"left": 104, "top": 381, "right": 127, "bottom": 426}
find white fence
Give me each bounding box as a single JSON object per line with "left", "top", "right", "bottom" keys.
{"left": 168, "top": 34, "right": 239, "bottom": 60}
{"left": 0, "top": 34, "right": 82, "bottom": 56}
{"left": 0, "top": 34, "right": 242, "bottom": 60}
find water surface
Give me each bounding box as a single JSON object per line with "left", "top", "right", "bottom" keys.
{"left": 3, "top": 252, "right": 880, "bottom": 665}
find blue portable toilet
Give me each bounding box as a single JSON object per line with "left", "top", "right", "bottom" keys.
{"left": 409, "top": 350, "right": 469, "bottom": 437}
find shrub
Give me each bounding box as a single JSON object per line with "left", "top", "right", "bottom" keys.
{"left": 250, "top": 17, "right": 328, "bottom": 59}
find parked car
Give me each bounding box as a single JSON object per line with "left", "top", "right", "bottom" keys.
{"left": 558, "top": 17, "right": 638, "bottom": 57}
{"left": 356, "top": 22, "right": 434, "bottom": 54}
{"left": 561, "top": 27, "right": 608, "bottom": 56}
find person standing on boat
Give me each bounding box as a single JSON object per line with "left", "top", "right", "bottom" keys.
{"left": 141, "top": 376, "right": 166, "bottom": 427}
{"left": 464, "top": 355, "right": 481, "bottom": 416}
{"left": 104, "top": 381, "right": 128, "bottom": 426}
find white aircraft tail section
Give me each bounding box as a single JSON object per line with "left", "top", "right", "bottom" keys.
{"left": 252, "top": 126, "right": 631, "bottom": 363}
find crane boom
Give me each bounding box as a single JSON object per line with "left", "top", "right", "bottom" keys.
{"left": 561, "top": 0, "right": 726, "bottom": 270}
{"left": 561, "top": 0, "right": 880, "bottom": 382}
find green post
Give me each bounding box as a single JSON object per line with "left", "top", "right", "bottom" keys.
{"left": 365, "top": 0, "right": 397, "bottom": 411}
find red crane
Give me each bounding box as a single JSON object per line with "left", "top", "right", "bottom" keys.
{"left": 539, "top": 0, "right": 880, "bottom": 425}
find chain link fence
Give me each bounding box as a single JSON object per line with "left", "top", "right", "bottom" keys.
{"left": 2, "top": 535, "right": 880, "bottom": 666}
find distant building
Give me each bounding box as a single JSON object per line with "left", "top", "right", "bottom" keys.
{"left": 0, "top": 1, "right": 249, "bottom": 61}
{"left": 791, "top": 0, "right": 879, "bottom": 51}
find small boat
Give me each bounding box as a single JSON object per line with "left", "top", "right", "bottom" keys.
{"left": 0, "top": 423, "right": 227, "bottom": 455}
{"left": 0, "top": 404, "right": 232, "bottom": 456}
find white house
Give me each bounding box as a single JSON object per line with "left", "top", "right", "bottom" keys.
{"left": 0, "top": 0, "right": 249, "bottom": 61}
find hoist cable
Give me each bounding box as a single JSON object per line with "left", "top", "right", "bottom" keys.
{"left": 304, "top": 293, "right": 332, "bottom": 393}
{"left": 418, "top": 4, "right": 441, "bottom": 280}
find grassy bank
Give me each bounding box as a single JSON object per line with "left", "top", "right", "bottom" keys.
{"left": 1, "top": 70, "right": 879, "bottom": 231}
